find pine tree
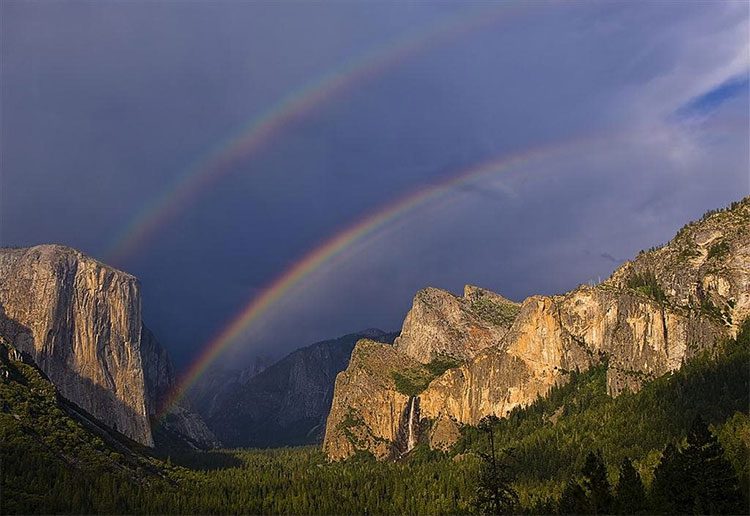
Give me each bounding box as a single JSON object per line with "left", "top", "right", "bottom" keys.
{"left": 558, "top": 479, "right": 589, "bottom": 514}
{"left": 650, "top": 442, "right": 694, "bottom": 513}
{"left": 580, "top": 450, "right": 612, "bottom": 514}
{"left": 614, "top": 457, "right": 646, "bottom": 514}
{"left": 683, "top": 416, "right": 744, "bottom": 514}
{"left": 474, "top": 415, "right": 518, "bottom": 515}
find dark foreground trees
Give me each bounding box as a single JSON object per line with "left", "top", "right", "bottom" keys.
{"left": 474, "top": 415, "right": 518, "bottom": 515}
{"left": 613, "top": 457, "right": 646, "bottom": 514}
{"left": 3, "top": 321, "right": 748, "bottom": 514}
{"left": 557, "top": 419, "right": 746, "bottom": 515}
{"left": 651, "top": 417, "right": 744, "bottom": 514}
{"left": 558, "top": 450, "right": 612, "bottom": 514}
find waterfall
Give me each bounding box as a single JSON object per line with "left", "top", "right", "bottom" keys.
{"left": 407, "top": 396, "right": 417, "bottom": 451}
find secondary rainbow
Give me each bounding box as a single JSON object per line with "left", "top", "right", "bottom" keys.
{"left": 156, "top": 134, "right": 621, "bottom": 417}
{"left": 103, "top": 3, "right": 528, "bottom": 265}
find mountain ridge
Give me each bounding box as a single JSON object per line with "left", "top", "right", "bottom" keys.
{"left": 323, "top": 197, "right": 750, "bottom": 460}
{"left": 191, "top": 329, "right": 398, "bottom": 447}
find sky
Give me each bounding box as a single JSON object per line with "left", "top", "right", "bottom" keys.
{"left": 2, "top": 1, "right": 748, "bottom": 373}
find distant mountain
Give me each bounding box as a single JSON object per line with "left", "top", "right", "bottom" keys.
{"left": 0, "top": 245, "right": 218, "bottom": 450}
{"left": 2, "top": 204, "right": 747, "bottom": 515}
{"left": 324, "top": 198, "right": 750, "bottom": 460}
{"left": 192, "top": 329, "right": 398, "bottom": 448}
{"left": 186, "top": 357, "right": 268, "bottom": 419}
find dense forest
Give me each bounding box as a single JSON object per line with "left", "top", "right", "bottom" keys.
{"left": 1, "top": 321, "right": 748, "bottom": 514}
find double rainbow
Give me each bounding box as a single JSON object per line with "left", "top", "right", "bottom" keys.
{"left": 103, "top": 3, "right": 528, "bottom": 265}
{"left": 157, "top": 134, "right": 617, "bottom": 417}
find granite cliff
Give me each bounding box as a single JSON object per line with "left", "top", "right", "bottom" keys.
{"left": 141, "top": 324, "right": 220, "bottom": 449}
{"left": 324, "top": 198, "right": 749, "bottom": 460}
{"left": 0, "top": 245, "right": 216, "bottom": 448}
{"left": 194, "top": 329, "right": 397, "bottom": 447}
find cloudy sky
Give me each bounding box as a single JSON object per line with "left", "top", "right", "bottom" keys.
{"left": 2, "top": 1, "right": 748, "bottom": 371}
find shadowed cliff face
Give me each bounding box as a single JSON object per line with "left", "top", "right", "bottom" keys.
{"left": 0, "top": 245, "right": 152, "bottom": 445}
{"left": 196, "top": 330, "right": 397, "bottom": 448}
{"left": 141, "top": 324, "right": 220, "bottom": 450}
{"left": 0, "top": 244, "right": 218, "bottom": 449}
{"left": 324, "top": 198, "right": 749, "bottom": 460}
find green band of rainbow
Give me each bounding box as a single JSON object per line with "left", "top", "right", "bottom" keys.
{"left": 157, "top": 133, "right": 620, "bottom": 418}
{"left": 103, "top": 3, "right": 527, "bottom": 265}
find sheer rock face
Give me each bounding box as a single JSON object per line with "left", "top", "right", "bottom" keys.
{"left": 0, "top": 244, "right": 219, "bottom": 449}
{"left": 141, "top": 324, "right": 220, "bottom": 449}
{"left": 200, "top": 330, "right": 394, "bottom": 448}
{"left": 394, "top": 285, "right": 519, "bottom": 363}
{"left": 0, "top": 245, "right": 152, "bottom": 445}
{"left": 324, "top": 198, "right": 749, "bottom": 460}
{"left": 323, "top": 339, "right": 419, "bottom": 460}
{"left": 160, "top": 404, "right": 221, "bottom": 450}
{"left": 141, "top": 324, "right": 174, "bottom": 418}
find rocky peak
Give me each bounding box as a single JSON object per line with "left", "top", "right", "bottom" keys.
{"left": 194, "top": 330, "right": 396, "bottom": 448}
{"left": 394, "top": 285, "right": 520, "bottom": 363}
{"left": 323, "top": 338, "right": 424, "bottom": 460}
{"left": 607, "top": 198, "right": 749, "bottom": 335}
{"left": 324, "top": 198, "right": 749, "bottom": 460}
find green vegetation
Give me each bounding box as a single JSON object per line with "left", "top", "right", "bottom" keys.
{"left": 626, "top": 270, "right": 668, "bottom": 304}
{"left": 700, "top": 296, "right": 727, "bottom": 322}
{"left": 425, "top": 354, "right": 461, "bottom": 377}
{"left": 650, "top": 417, "right": 744, "bottom": 514}
{"left": 391, "top": 368, "right": 434, "bottom": 397}
{"left": 392, "top": 354, "right": 461, "bottom": 396}
{"left": 699, "top": 199, "right": 747, "bottom": 222}
{"left": 613, "top": 457, "right": 647, "bottom": 513}
{"left": 0, "top": 342, "right": 168, "bottom": 514}
{"left": 707, "top": 240, "right": 730, "bottom": 260}
{"left": 336, "top": 408, "right": 367, "bottom": 448}
{"left": 2, "top": 322, "right": 748, "bottom": 514}
{"left": 674, "top": 198, "right": 748, "bottom": 241}
{"left": 553, "top": 417, "right": 745, "bottom": 515}
{"left": 470, "top": 297, "right": 520, "bottom": 327}
{"left": 453, "top": 318, "right": 749, "bottom": 507}
{"left": 474, "top": 416, "right": 519, "bottom": 515}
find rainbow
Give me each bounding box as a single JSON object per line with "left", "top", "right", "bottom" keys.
{"left": 103, "top": 3, "right": 529, "bottom": 265}
{"left": 157, "top": 134, "right": 621, "bottom": 418}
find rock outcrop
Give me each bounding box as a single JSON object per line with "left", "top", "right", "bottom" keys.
{"left": 0, "top": 245, "right": 153, "bottom": 445}
{"left": 198, "top": 329, "right": 397, "bottom": 448}
{"left": 323, "top": 198, "right": 749, "bottom": 460}
{"left": 141, "top": 324, "right": 220, "bottom": 449}
{"left": 0, "top": 244, "right": 218, "bottom": 449}
{"left": 394, "top": 285, "right": 519, "bottom": 363}
{"left": 323, "top": 339, "right": 424, "bottom": 460}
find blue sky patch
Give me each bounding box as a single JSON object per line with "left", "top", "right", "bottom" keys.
{"left": 676, "top": 74, "right": 749, "bottom": 118}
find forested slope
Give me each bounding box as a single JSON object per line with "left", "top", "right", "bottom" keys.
{"left": 2, "top": 321, "right": 747, "bottom": 514}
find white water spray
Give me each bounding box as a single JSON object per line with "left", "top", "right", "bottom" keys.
{"left": 407, "top": 397, "right": 417, "bottom": 451}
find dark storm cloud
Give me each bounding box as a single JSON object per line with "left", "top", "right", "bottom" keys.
{"left": 2, "top": 1, "right": 748, "bottom": 368}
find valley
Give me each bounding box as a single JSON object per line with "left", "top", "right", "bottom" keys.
{"left": 1, "top": 199, "right": 748, "bottom": 514}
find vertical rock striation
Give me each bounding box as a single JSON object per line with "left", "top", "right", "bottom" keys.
{"left": 0, "top": 244, "right": 219, "bottom": 449}
{"left": 141, "top": 324, "right": 220, "bottom": 449}
{"left": 323, "top": 339, "right": 420, "bottom": 460}
{"left": 203, "top": 330, "right": 396, "bottom": 448}
{"left": 0, "top": 245, "right": 152, "bottom": 445}
{"left": 324, "top": 198, "right": 749, "bottom": 460}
